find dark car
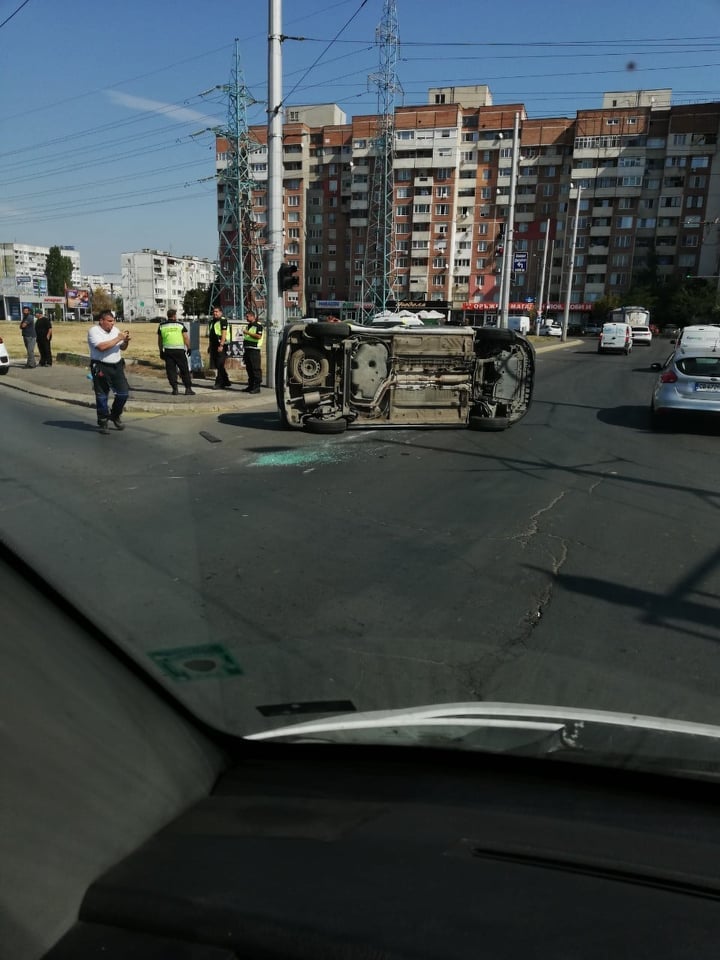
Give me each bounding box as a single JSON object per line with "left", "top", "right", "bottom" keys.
{"left": 276, "top": 320, "right": 535, "bottom": 434}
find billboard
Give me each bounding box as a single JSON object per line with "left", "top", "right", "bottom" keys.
{"left": 66, "top": 288, "right": 90, "bottom": 310}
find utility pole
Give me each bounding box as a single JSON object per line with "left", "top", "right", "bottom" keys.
{"left": 211, "top": 41, "right": 267, "bottom": 324}
{"left": 266, "top": 0, "right": 284, "bottom": 388}
{"left": 498, "top": 112, "right": 520, "bottom": 329}
{"left": 561, "top": 183, "right": 582, "bottom": 342}
{"left": 535, "top": 219, "right": 551, "bottom": 334}
{"left": 361, "top": 0, "right": 402, "bottom": 323}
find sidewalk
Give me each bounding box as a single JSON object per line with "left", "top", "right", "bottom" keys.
{"left": 0, "top": 338, "right": 581, "bottom": 416}
{"left": 0, "top": 359, "right": 273, "bottom": 415}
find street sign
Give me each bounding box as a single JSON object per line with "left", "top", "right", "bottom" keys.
{"left": 513, "top": 253, "right": 528, "bottom": 272}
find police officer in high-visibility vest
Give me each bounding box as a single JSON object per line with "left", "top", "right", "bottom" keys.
{"left": 209, "top": 306, "right": 231, "bottom": 390}
{"left": 242, "top": 310, "right": 264, "bottom": 393}
{"left": 157, "top": 309, "right": 195, "bottom": 395}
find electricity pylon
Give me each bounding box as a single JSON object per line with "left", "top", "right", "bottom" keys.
{"left": 361, "top": 0, "right": 402, "bottom": 322}
{"left": 211, "top": 40, "right": 267, "bottom": 319}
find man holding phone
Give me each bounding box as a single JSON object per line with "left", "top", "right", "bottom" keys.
{"left": 88, "top": 310, "right": 131, "bottom": 433}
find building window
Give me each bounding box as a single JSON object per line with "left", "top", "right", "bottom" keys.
{"left": 435, "top": 204, "right": 450, "bottom": 216}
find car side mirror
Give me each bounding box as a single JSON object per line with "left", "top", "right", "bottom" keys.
{"left": 650, "top": 362, "right": 662, "bottom": 370}
{"left": 669, "top": 339, "right": 676, "bottom": 345}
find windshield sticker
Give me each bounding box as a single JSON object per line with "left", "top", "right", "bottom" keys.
{"left": 148, "top": 643, "right": 243, "bottom": 682}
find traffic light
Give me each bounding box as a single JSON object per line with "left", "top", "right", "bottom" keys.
{"left": 278, "top": 263, "right": 300, "bottom": 293}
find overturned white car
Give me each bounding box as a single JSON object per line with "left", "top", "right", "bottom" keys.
{"left": 276, "top": 321, "right": 535, "bottom": 435}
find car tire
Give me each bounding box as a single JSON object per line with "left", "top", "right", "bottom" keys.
{"left": 303, "top": 416, "right": 347, "bottom": 435}
{"left": 0, "top": 367, "right": 8, "bottom": 375}
{"left": 649, "top": 404, "right": 670, "bottom": 431}
{"left": 468, "top": 416, "right": 509, "bottom": 432}
{"left": 474, "top": 328, "right": 516, "bottom": 347}
{"left": 305, "top": 322, "right": 351, "bottom": 339}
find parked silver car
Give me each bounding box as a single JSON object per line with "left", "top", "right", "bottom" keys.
{"left": 650, "top": 345, "right": 720, "bottom": 429}
{"left": 276, "top": 321, "right": 535, "bottom": 434}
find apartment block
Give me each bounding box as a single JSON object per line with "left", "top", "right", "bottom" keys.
{"left": 0, "top": 242, "right": 81, "bottom": 297}
{"left": 120, "top": 249, "right": 215, "bottom": 320}
{"left": 219, "top": 87, "right": 720, "bottom": 323}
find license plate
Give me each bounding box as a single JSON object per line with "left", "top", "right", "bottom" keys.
{"left": 695, "top": 382, "right": 720, "bottom": 392}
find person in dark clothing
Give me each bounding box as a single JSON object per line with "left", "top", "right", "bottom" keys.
{"left": 157, "top": 309, "right": 195, "bottom": 395}
{"left": 208, "top": 306, "right": 231, "bottom": 390}
{"left": 19, "top": 307, "right": 37, "bottom": 368}
{"left": 35, "top": 312, "right": 53, "bottom": 366}
{"left": 242, "top": 310, "right": 264, "bottom": 393}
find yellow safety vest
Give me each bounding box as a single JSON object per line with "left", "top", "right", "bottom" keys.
{"left": 243, "top": 321, "right": 264, "bottom": 349}
{"left": 158, "top": 320, "right": 187, "bottom": 349}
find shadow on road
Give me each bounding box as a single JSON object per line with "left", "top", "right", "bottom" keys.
{"left": 596, "top": 405, "right": 651, "bottom": 431}
{"left": 525, "top": 554, "right": 720, "bottom": 646}
{"left": 217, "top": 411, "right": 284, "bottom": 431}
{"left": 43, "top": 420, "right": 100, "bottom": 432}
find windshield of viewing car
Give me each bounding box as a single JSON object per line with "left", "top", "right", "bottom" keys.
{"left": 3, "top": 1, "right": 720, "bottom": 778}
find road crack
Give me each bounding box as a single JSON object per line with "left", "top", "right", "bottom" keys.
{"left": 512, "top": 491, "right": 566, "bottom": 547}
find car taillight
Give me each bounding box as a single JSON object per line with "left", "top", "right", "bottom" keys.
{"left": 660, "top": 370, "right": 678, "bottom": 383}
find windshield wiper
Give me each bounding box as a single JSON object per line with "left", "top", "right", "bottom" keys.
{"left": 248, "top": 702, "right": 720, "bottom": 782}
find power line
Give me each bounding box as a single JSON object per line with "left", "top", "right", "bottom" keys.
{"left": 0, "top": 0, "right": 33, "bottom": 30}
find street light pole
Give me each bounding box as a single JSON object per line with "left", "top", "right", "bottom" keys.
{"left": 266, "top": 0, "right": 284, "bottom": 388}
{"left": 561, "top": 182, "right": 582, "bottom": 342}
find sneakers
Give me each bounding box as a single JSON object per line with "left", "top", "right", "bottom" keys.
{"left": 97, "top": 419, "right": 110, "bottom": 434}
{"left": 184, "top": 388, "right": 196, "bottom": 396}
{"left": 250, "top": 388, "right": 261, "bottom": 394}
{"left": 171, "top": 387, "right": 179, "bottom": 395}
{"left": 109, "top": 416, "right": 125, "bottom": 431}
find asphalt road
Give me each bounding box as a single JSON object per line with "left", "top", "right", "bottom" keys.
{"left": 3, "top": 339, "right": 719, "bottom": 734}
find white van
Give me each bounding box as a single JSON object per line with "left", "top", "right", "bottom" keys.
{"left": 508, "top": 315, "right": 531, "bottom": 335}
{"left": 673, "top": 325, "right": 720, "bottom": 350}
{"left": 598, "top": 322, "right": 633, "bottom": 355}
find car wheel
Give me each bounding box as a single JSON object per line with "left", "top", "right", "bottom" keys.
{"left": 649, "top": 404, "right": 670, "bottom": 431}
{"left": 0, "top": 367, "right": 8, "bottom": 375}
{"left": 474, "top": 328, "right": 516, "bottom": 347}
{"left": 468, "top": 416, "right": 509, "bottom": 432}
{"left": 303, "top": 416, "right": 347, "bottom": 435}
{"left": 305, "top": 322, "right": 351, "bottom": 339}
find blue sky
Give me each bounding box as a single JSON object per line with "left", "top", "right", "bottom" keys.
{"left": 2, "top": 0, "right": 718, "bottom": 276}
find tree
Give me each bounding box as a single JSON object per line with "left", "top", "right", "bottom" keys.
{"left": 590, "top": 295, "right": 620, "bottom": 324}
{"left": 90, "top": 287, "right": 114, "bottom": 314}
{"left": 183, "top": 286, "right": 211, "bottom": 317}
{"left": 45, "top": 246, "right": 73, "bottom": 296}
{"left": 114, "top": 295, "right": 124, "bottom": 317}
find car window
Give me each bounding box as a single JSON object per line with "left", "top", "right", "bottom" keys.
{"left": 676, "top": 356, "right": 720, "bottom": 377}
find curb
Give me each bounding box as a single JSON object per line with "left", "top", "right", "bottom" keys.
{"left": 0, "top": 371, "right": 273, "bottom": 415}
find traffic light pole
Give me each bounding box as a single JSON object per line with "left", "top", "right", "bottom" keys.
{"left": 266, "top": 0, "right": 284, "bottom": 389}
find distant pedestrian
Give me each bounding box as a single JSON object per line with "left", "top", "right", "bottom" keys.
{"left": 88, "top": 310, "right": 131, "bottom": 433}
{"left": 157, "top": 309, "right": 195, "bottom": 395}
{"left": 35, "top": 311, "right": 53, "bottom": 366}
{"left": 208, "top": 306, "right": 231, "bottom": 390}
{"left": 242, "top": 310, "right": 264, "bottom": 393}
{"left": 19, "top": 306, "right": 37, "bottom": 368}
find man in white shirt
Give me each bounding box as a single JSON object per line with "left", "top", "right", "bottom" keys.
{"left": 88, "top": 311, "right": 131, "bottom": 433}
